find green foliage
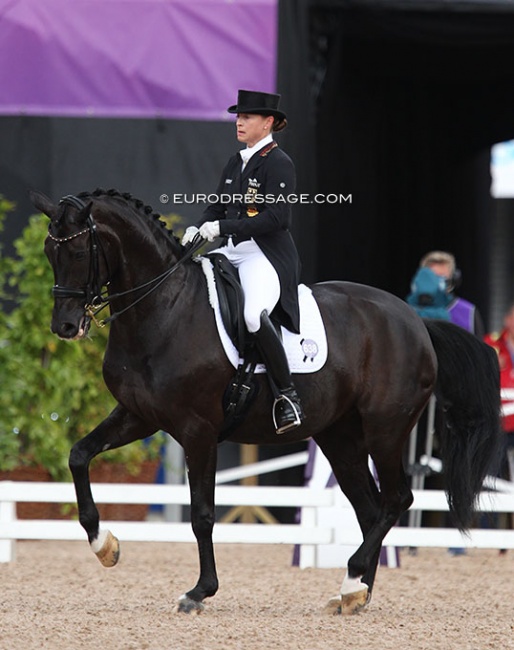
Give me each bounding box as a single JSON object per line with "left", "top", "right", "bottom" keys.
{"left": 0, "top": 199, "right": 165, "bottom": 480}
{"left": 158, "top": 212, "right": 184, "bottom": 232}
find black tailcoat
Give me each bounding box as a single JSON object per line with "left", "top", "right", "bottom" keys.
{"left": 198, "top": 142, "right": 301, "bottom": 333}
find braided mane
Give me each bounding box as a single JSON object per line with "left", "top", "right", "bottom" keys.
{"left": 76, "top": 187, "right": 184, "bottom": 258}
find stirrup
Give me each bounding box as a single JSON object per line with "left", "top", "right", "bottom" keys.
{"left": 272, "top": 393, "right": 302, "bottom": 435}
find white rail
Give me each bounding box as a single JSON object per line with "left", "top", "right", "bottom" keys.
{"left": 215, "top": 451, "right": 309, "bottom": 484}
{"left": 2, "top": 481, "right": 514, "bottom": 565}
{"left": 0, "top": 482, "right": 333, "bottom": 565}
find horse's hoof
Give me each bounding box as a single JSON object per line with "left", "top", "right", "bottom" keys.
{"left": 92, "top": 530, "right": 120, "bottom": 567}
{"left": 177, "top": 594, "right": 205, "bottom": 614}
{"left": 323, "top": 595, "right": 343, "bottom": 615}
{"left": 340, "top": 587, "right": 369, "bottom": 615}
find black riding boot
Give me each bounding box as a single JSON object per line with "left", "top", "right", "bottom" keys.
{"left": 254, "top": 311, "right": 304, "bottom": 434}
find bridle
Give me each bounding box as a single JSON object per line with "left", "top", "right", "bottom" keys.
{"left": 48, "top": 194, "right": 204, "bottom": 327}
{"left": 48, "top": 195, "right": 104, "bottom": 309}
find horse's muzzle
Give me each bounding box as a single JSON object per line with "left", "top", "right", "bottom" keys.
{"left": 52, "top": 314, "right": 90, "bottom": 340}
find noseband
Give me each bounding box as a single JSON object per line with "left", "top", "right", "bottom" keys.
{"left": 49, "top": 194, "right": 205, "bottom": 327}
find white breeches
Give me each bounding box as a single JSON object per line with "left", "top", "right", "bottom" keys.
{"left": 210, "top": 237, "right": 280, "bottom": 333}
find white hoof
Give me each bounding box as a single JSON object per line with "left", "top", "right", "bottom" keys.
{"left": 90, "top": 529, "right": 120, "bottom": 567}
{"left": 177, "top": 594, "right": 205, "bottom": 614}
{"left": 341, "top": 588, "right": 369, "bottom": 615}
{"left": 339, "top": 572, "right": 369, "bottom": 615}
{"left": 323, "top": 595, "right": 343, "bottom": 615}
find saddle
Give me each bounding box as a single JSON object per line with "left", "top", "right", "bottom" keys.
{"left": 206, "top": 253, "right": 260, "bottom": 439}
{"left": 206, "top": 253, "right": 246, "bottom": 353}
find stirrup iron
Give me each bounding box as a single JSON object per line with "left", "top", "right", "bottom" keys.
{"left": 272, "top": 393, "right": 302, "bottom": 434}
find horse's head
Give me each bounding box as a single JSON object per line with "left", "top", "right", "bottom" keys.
{"left": 30, "top": 190, "right": 109, "bottom": 340}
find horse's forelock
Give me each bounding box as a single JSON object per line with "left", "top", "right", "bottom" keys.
{"left": 51, "top": 202, "right": 76, "bottom": 234}
{"left": 50, "top": 195, "right": 89, "bottom": 235}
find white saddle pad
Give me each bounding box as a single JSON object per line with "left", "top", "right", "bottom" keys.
{"left": 198, "top": 256, "right": 328, "bottom": 374}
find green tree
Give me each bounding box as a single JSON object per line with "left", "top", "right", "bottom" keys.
{"left": 0, "top": 200, "right": 164, "bottom": 479}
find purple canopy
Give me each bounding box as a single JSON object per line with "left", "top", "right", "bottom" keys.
{"left": 0, "top": 0, "right": 277, "bottom": 119}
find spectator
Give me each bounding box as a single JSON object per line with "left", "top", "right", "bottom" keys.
{"left": 407, "top": 250, "right": 485, "bottom": 555}
{"left": 484, "top": 304, "right": 514, "bottom": 483}
{"left": 419, "top": 250, "right": 485, "bottom": 337}
{"left": 406, "top": 266, "right": 452, "bottom": 321}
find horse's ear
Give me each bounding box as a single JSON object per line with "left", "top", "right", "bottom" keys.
{"left": 28, "top": 189, "right": 57, "bottom": 220}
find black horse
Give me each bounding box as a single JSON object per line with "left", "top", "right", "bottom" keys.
{"left": 30, "top": 188, "right": 501, "bottom": 615}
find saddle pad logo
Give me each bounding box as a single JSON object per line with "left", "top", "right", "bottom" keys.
{"left": 300, "top": 338, "right": 319, "bottom": 362}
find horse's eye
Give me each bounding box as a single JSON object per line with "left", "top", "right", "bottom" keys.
{"left": 74, "top": 250, "right": 87, "bottom": 261}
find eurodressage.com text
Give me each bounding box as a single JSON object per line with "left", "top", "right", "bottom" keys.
{"left": 160, "top": 193, "right": 352, "bottom": 205}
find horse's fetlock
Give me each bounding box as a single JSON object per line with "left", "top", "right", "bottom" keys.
{"left": 79, "top": 509, "right": 100, "bottom": 538}
{"left": 348, "top": 560, "right": 367, "bottom": 579}
{"left": 205, "top": 578, "right": 219, "bottom": 597}
{"left": 185, "top": 575, "right": 219, "bottom": 603}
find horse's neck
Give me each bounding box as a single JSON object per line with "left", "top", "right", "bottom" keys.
{"left": 103, "top": 212, "right": 181, "bottom": 292}
{"left": 107, "top": 260, "right": 207, "bottom": 341}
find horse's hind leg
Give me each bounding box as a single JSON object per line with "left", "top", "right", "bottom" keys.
{"left": 314, "top": 418, "right": 382, "bottom": 614}
{"left": 68, "top": 404, "right": 156, "bottom": 566}
{"left": 342, "top": 422, "right": 413, "bottom": 613}
{"left": 344, "top": 461, "right": 412, "bottom": 605}
{"left": 314, "top": 415, "right": 413, "bottom": 615}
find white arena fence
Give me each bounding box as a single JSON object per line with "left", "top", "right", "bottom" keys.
{"left": 2, "top": 476, "right": 514, "bottom": 565}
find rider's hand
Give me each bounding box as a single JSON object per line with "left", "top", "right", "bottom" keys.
{"left": 199, "top": 221, "right": 220, "bottom": 242}
{"left": 181, "top": 226, "right": 199, "bottom": 246}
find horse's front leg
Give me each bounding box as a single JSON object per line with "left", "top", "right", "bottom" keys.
{"left": 68, "top": 404, "right": 156, "bottom": 567}
{"left": 177, "top": 437, "right": 219, "bottom": 614}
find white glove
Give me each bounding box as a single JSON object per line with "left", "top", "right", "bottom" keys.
{"left": 181, "top": 226, "right": 199, "bottom": 246}
{"left": 199, "top": 221, "right": 220, "bottom": 242}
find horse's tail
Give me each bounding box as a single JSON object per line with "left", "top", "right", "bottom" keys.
{"left": 424, "top": 319, "right": 502, "bottom": 531}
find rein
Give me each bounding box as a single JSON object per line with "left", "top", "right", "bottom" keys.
{"left": 50, "top": 195, "right": 205, "bottom": 327}
{"left": 90, "top": 234, "right": 204, "bottom": 327}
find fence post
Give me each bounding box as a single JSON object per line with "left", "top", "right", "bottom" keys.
{"left": 0, "top": 481, "right": 15, "bottom": 562}
{"left": 298, "top": 504, "right": 317, "bottom": 569}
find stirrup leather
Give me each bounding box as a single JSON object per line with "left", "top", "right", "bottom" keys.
{"left": 272, "top": 393, "right": 302, "bottom": 434}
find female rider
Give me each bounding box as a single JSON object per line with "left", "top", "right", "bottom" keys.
{"left": 182, "top": 89, "right": 304, "bottom": 434}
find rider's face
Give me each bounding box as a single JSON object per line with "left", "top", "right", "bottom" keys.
{"left": 236, "top": 113, "right": 273, "bottom": 148}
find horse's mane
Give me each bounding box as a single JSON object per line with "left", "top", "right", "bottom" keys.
{"left": 76, "top": 187, "right": 184, "bottom": 258}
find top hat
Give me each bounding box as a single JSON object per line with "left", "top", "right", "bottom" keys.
{"left": 227, "top": 89, "right": 287, "bottom": 120}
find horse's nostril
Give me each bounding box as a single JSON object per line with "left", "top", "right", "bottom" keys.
{"left": 59, "top": 321, "right": 78, "bottom": 338}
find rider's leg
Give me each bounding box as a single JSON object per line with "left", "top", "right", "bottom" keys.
{"left": 253, "top": 310, "right": 304, "bottom": 434}
{"left": 237, "top": 245, "right": 303, "bottom": 433}
{"left": 216, "top": 238, "right": 304, "bottom": 433}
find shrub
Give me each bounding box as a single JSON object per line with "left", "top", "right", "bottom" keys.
{"left": 0, "top": 199, "right": 166, "bottom": 479}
